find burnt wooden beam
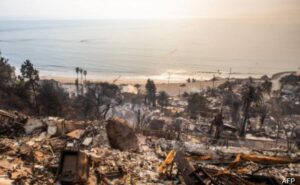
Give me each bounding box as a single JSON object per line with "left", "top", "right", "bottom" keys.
{"left": 174, "top": 151, "right": 206, "bottom": 185}
{"left": 194, "top": 167, "right": 220, "bottom": 185}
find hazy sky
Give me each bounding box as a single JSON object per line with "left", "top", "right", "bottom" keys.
{"left": 1, "top": 0, "right": 300, "bottom": 20}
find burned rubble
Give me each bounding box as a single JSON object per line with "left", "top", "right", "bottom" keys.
{"left": 0, "top": 101, "right": 299, "bottom": 185}
{"left": 0, "top": 111, "right": 166, "bottom": 184}
{"left": 0, "top": 71, "right": 299, "bottom": 184}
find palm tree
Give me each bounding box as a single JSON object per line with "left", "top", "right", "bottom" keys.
{"left": 75, "top": 67, "right": 79, "bottom": 80}
{"left": 83, "top": 70, "right": 87, "bottom": 82}
{"left": 240, "top": 81, "right": 262, "bottom": 137}
{"left": 78, "top": 68, "right": 83, "bottom": 94}
{"left": 212, "top": 74, "right": 216, "bottom": 88}
{"left": 79, "top": 68, "right": 83, "bottom": 84}
{"left": 75, "top": 67, "right": 80, "bottom": 94}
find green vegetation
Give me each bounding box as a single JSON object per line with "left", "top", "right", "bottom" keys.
{"left": 157, "top": 91, "right": 169, "bottom": 109}
{"left": 38, "top": 80, "right": 69, "bottom": 116}
{"left": 261, "top": 79, "right": 272, "bottom": 95}
{"left": 74, "top": 82, "right": 122, "bottom": 119}
{"left": 145, "top": 79, "right": 156, "bottom": 107}
{"left": 187, "top": 93, "right": 209, "bottom": 119}
{"left": 20, "top": 60, "right": 40, "bottom": 113}
{"left": 0, "top": 52, "right": 123, "bottom": 119}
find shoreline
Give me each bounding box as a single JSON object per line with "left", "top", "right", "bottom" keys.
{"left": 39, "top": 75, "right": 250, "bottom": 85}
{"left": 41, "top": 75, "right": 227, "bottom": 96}
{"left": 41, "top": 70, "right": 299, "bottom": 96}
{"left": 40, "top": 70, "right": 299, "bottom": 84}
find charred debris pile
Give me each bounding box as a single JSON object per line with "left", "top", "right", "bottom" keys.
{"left": 0, "top": 108, "right": 299, "bottom": 185}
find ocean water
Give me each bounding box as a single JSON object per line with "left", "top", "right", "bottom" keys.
{"left": 0, "top": 18, "right": 299, "bottom": 82}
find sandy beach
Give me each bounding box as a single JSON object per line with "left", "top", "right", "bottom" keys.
{"left": 42, "top": 70, "right": 300, "bottom": 96}
{"left": 153, "top": 80, "right": 227, "bottom": 96}
{"left": 41, "top": 75, "right": 228, "bottom": 96}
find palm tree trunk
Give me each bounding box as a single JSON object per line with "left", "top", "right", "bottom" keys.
{"left": 76, "top": 72, "right": 79, "bottom": 94}
{"left": 79, "top": 73, "right": 83, "bottom": 94}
